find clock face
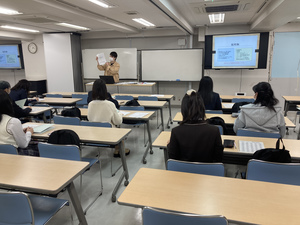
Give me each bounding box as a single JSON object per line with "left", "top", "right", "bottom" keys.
{"left": 28, "top": 42, "right": 37, "bottom": 54}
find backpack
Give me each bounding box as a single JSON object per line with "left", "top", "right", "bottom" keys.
{"left": 232, "top": 102, "right": 251, "bottom": 113}
{"left": 125, "top": 99, "right": 140, "bottom": 106}
{"left": 48, "top": 129, "right": 81, "bottom": 148}
{"left": 61, "top": 107, "right": 81, "bottom": 120}
{"left": 207, "top": 116, "right": 228, "bottom": 135}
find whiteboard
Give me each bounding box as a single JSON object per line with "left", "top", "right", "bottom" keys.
{"left": 141, "top": 49, "right": 203, "bottom": 81}
{"left": 82, "top": 48, "right": 137, "bottom": 79}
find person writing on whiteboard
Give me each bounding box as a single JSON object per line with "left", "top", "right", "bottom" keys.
{"left": 96, "top": 51, "right": 120, "bottom": 83}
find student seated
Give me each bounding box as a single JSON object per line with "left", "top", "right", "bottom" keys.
{"left": 198, "top": 76, "right": 222, "bottom": 110}
{"left": 233, "top": 82, "right": 286, "bottom": 137}
{"left": 0, "top": 80, "right": 32, "bottom": 119}
{"left": 167, "top": 89, "right": 224, "bottom": 162}
{"left": 87, "top": 79, "right": 130, "bottom": 157}
{"left": 10, "top": 79, "right": 37, "bottom": 106}
{"left": 87, "top": 90, "right": 119, "bottom": 109}
{"left": 0, "top": 90, "right": 39, "bottom": 156}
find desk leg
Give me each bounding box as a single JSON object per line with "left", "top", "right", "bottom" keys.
{"left": 163, "top": 148, "right": 168, "bottom": 169}
{"left": 67, "top": 182, "right": 88, "bottom": 225}
{"left": 166, "top": 100, "right": 172, "bottom": 129}
{"left": 160, "top": 108, "right": 164, "bottom": 131}
{"left": 284, "top": 100, "right": 289, "bottom": 116}
{"left": 112, "top": 140, "right": 129, "bottom": 202}
{"left": 142, "top": 121, "right": 153, "bottom": 164}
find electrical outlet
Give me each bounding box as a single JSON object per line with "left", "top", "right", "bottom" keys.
{"left": 173, "top": 96, "right": 175, "bottom": 100}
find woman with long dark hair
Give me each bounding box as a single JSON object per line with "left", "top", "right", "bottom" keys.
{"left": 198, "top": 76, "right": 222, "bottom": 110}
{"left": 167, "top": 89, "right": 223, "bottom": 162}
{"left": 10, "top": 79, "right": 37, "bottom": 105}
{"left": 233, "top": 82, "right": 285, "bottom": 137}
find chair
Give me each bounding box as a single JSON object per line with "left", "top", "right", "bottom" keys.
{"left": 237, "top": 129, "right": 281, "bottom": 138}
{"left": 138, "top": 96, "right": 161, "bottom": 129}
{"left": 232, "top": 98, "right": 254, "bottom": 103}
{"left": 143, "top": 207, "right": 228, "bottom": 225}
{"left": 53, "top": 115, "right": 81, "bottom": 125}
{"left": 72, "top": 94, "right": 88, "bottom": 108}
{"left": 216, "top": 125, "right": 223, "bottom": 135}
{"left": 81, "top": 121, "right": 119, "bottom": 176}
{"left": 0, "top": 144, "right": 18, "bottom": 154}
{"left": 0, "top": 192, "right": 68, "bottom": 225}
{"left": 38, "top": 142, "right": 102, "bottom": 214}
{"left": 246, "top": 159, "right": 300, "bottom": 185}
{"left": 114, "top": 95, "right": 134, "bottom": 101}
{"left": 206, "top": 110, "right": 223, "bottom": 114}
{"left": 167, "top": 159, "right": 225, "bottom": 177}
{"left": 32, "top": 103, "right": 53, "bottom": 123}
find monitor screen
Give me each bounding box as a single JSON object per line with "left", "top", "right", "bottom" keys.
{"left": 0, "top": 45, "right": 24, "bottom": 69}
{"left": 212, "top": 33, "right": 260, "bottom": 69}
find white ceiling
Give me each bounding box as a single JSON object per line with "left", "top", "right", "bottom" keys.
{"left": 0, "top": 0, "right": 299, "bottom": 39}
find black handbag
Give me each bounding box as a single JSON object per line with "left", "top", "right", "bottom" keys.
{"left": 252, "top": 138, "right": 291, "bottom": 163}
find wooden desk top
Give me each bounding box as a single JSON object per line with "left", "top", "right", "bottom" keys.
{"left": 39, "top": 97, "right": 82, "bottom": 105}
{"left": 172, "top": 112, "right": 295, "bottom": 128}
{"left": 112, "top": 93, "right": 174, "bottom": 100}
{"left": 80, "top": 108, "right": 155, "bottom": 120}
{"left": 137, "top": 100, "right": 167, "bottom": 108}
{"left": 86, "top": 82, "right": 156, "bottom": 87}
{"left": 282, "top": 96, "right": 300, "bottom": 101}
{"left": 220, "top": 95, "right": 254, "bottom": 100}
{"left": 118, "top": 168, "right": 300, "bottom": 225}
{"left": 152, "top": 131, "right": 300, "bottom": 158}
{"left": 26, "top": 122, "right": 131, "bottom": 145}
{"left": 45, "top": 92, "right": 88, "bottom": 97}
{"left": 0, "top": 154, "right": 89, "bottom": 195}
{"left": 28, "top": 106, "right": 53, "bottom": 115}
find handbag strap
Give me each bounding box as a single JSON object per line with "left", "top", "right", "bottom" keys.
{"left": 276, "top": 138, "right": 285, "bottom": 150}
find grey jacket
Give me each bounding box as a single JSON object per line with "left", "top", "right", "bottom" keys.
{"left": 233, "top": 104, "right": 286, "bottom": 137}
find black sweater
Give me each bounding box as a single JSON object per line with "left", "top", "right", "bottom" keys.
{"left": 167, "top": 122, "right": 224, "bottom": 162}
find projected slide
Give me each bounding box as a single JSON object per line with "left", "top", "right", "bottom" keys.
{"left": 0, "top": 45, "right": 21, "bottom": 68}
{"left": 212, "top": 34, "right": 260, "bottom": 68}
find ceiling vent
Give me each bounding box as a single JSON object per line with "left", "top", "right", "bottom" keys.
{"left": 205, "top": 5, "right": 238, "bottom": 13}
{"left": 19, "top": 17, "right": 60, "bottom": 23}
{"left": 125, "top": 11, "right": 139, "bottom": 16}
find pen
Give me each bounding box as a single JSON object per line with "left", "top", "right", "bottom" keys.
{"left": 234, "top": 141, "right": 237, "bottom": 149}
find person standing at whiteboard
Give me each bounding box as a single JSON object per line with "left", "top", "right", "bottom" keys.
{"left": 96, "top": 51, "right": 120, "bottom": 83}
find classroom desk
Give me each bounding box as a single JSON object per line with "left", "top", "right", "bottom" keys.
{"left": 118, "top": 167, "right": 300, "bottom": 225}
{"left": 38, "top": 97, "right": 82, "bottom": 106}
{"left": 282, "top": 96, "right": 300, "bottom": 116}
{"left": 153, "top": 131, "right": 300, "bottom": 163}
{"left": 44, "top": 92, "right": 88, "bottom": 97}
{"left": 0, "top": 153, "right": 89, "bottom": 225}
{"left": 25, "top": 122, "right": 131, "bottom": 202}
{"left": 220, "top": 95, "right": 254, "bottom": 102}
{"left": 80, "top": 108, "right": 155, "bottom": 164}
{"left": 172, "top": 112, "right": 296, "bottom": 128}
{"left": 28, "top": 106, "right": 53, "bottom": 123}
{"left": 113, "top": 93, "right": 174, "bottom": 129}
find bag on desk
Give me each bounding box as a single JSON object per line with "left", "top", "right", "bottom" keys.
{"left": 61, "top": 107, "right": 81, "bottom": 120}
{"left": 125, "top": 99, "right": 140, "bottom": 107}
{"left": 252, "top": 138, "right": 291, "bottom": 163}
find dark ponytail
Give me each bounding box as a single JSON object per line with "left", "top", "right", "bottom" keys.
{"left": 253, "top": 82, "right": 278, "bottom": 111}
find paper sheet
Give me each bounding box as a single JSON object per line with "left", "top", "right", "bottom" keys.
{"left": 127, "top": 112, "right": 149, "bottom": 118}
{"left": 30, "top": 107, "right": 49, "bottom": 113}
{"left": 239, "top": 141, "right": 264, "bottom": 153}
{"left": 22, "top": 124, "right": 53, "bottom": 133}
{"left": 119, "top": 111, "right": 131, "bottom": 116}
{"left": 97, "top": 53, "right": 106, "bottom": 65}
{"left": 222, "top": 103, "right": 234, "bottom": 108}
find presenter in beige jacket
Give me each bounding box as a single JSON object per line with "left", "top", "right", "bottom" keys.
{"left": 96, "top": 51, "right": 120, "bottom": 83}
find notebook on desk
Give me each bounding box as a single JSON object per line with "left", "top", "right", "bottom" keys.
{"left": 22, "top": 124, "right": 53, "bottom": 133}
{"left": 15, "top": 99, "right": 26, "bottom": 108}
{"left": 100, "top": 76, "right": 115, "bottom": 84}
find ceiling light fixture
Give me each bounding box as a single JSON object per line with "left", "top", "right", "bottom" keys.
{"left": 0, "top": 6, "right": 22, "bottom": 15}
{"left": 88, "top": 0, "right": 110, "bottom": 8}
{"left": 132, "top": 18, "right": 155, "bottom": 27}
{"left": 1, "top": 25, "right": 39, "bottom": 33}
{"left": 297, "top": 17, "right": 300, "bottom": 19}
{"left": 208, "top": 13, "right": 225, "bottom": 24}
{"left": 57, "top": 23, "right": 90, "bottom": 30}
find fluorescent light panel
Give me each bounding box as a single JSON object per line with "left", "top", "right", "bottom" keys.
{"left": 1, "top": 25, "right": 39, "bottom": 33}
{"left": 132, "top": 18, "right": 155, "bottom": 27}
{"left": 209, "top": 13, "right": 225, "bottom": 24}
{"left": 0, "top": 6, "right": 22, "bottom": 15}
{"left": 88, "top": 0, "right": 110, "bottom": 8}
{"left": 58, "top": 23, "right": 89, "bottom": 30}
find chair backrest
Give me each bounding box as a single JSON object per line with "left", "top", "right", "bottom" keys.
{"left": 0, "top": 192, "right": 33, "bottom": 225}
{"left": 143, "top": 207, "right": 228, "bottom": 225}
{"left": 72, "top": 94, "right": 88, "bottom": 106}
{"left": 81, "top": 121, "right": 112, "bottom": 128}
{"left": 237, "top": 129, "right": 281, "bottom": 139}
{"left": 53, "top": 115, "right": 80, "bottom": 126}
{"left": 48, "top": 129, "right": 81, "bottom": 148}
{"left": 207, "top": 116, "right": 227, "bottom": 135}
{"left": 119, "top": 106, "right": 145, "bottom": 111}
{"left": 206, "top": 110, "right": 223, "bottom": 114}
{"left": 246, "top": 159, "right": 300, "bottom": 185}
{"left": 38, "top": 142, "right": 80, "bottom": 161}
{"left": 114, "top": 95, "right": 134, "bottom": 101}
{"left": 0, "top": 144, "right": 18, "bottom": 155}
{"left": 46, "top": 94, "right": 63, "bottom": 98}
{"left": 138, "top": 96, "right": 158, "bottom": 101}
{"left": 167, "top": 159, "right": 225, "bottom": 177}
{"left": 216, "top": 125, "right": 223, "bottom": 135}
{"left": 232, "top": 98, "right": 254, "bottom": 103}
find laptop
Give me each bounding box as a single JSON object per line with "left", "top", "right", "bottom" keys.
{"left": 15, "top": 99, "right": 26, "bottom": 108}
{"left": 100, "top": 75, "right": 115, "bottom": 84}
